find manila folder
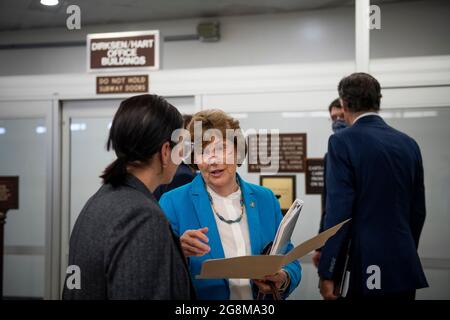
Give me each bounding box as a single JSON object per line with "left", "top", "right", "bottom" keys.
{"left": 197, "top": 219, "right": 350, "bottom": 279}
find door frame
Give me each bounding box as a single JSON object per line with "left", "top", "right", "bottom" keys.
{"left": 0, "top": 96, "right": 61, "bottom": 300}
{"left": 60, "top": 99, "right": 121, "bottom": 297}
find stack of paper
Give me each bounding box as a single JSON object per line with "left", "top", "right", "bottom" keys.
{"left": 270, "top": 199, "right": 304, "bottom": 255}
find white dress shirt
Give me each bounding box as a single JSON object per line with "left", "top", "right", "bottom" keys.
{"left": 207, "top": 185, "right": 254, "bottom": 300}
{"left": 352, "top": 112, "right": 381, "bottom": 124}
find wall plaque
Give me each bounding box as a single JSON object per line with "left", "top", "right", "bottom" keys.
{"left": 248, "top": 133, "right": 307, "bottom": 173}
{"left": 305, "top": 158, "right": 325, "bottom": 194}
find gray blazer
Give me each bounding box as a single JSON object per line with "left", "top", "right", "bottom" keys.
{"left": 62, "top": 175, "right": 194, "bottom": 300}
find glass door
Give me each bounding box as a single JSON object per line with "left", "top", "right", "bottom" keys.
{"left": 0, "top": 99, "right": 56, "bottom": 299}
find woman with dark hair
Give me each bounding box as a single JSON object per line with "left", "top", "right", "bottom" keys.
{"left": 62, "top": 94, "right": 194, "bottom": 300}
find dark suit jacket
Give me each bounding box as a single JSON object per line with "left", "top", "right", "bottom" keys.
{"left": 62, "top": 175, "right": 195, "bottom": 300}
{"left": 318, "top": 115, "right": 428, "bottom": 296}
{"left": 318, "top": 153, "right": 328, "bottom": 234}
{"left": 153, "top": 163, "right": 196, "bottom": 201}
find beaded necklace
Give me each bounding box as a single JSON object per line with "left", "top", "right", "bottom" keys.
{"left": 206, "top": 177, "right": 244, "bottom": 224}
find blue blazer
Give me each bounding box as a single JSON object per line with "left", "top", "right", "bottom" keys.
{"left": 318, "top": 115, "right": 428, "bottom": 296}
{"left": 159, "top": 173, "right": 302, "bottom": 300}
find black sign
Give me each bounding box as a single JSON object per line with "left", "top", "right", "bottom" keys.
{"left": 305, "top": 158, "right": 325, "bottom": 194}
{"left": 0, "top": 176, "right": 19, "bottom": 212}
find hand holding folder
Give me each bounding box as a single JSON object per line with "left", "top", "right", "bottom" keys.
{"left": 254, "top": 199, "right": 303, "bottom": 300}
{"left": 197, "top": 216, "right": 351, "bottom": 279}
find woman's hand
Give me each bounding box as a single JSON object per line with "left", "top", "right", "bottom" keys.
{"left": 253, "top": 269, "right": 289, "bottom": 294}
{"left": 180, "top": 227, "right": 211, "bottom": 257}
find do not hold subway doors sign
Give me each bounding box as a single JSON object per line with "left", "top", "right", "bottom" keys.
{"left": 96, "top": 75, "right": 149, "bottom": 94}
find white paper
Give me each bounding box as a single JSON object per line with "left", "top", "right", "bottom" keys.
{"left": 270, "top": 199, "right": 304, "bottom": 255}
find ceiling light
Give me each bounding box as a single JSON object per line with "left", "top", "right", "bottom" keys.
{"left": 36, "top": 126, "right": 47, "bottom": 134}
{"left": 70, "top": 123, "right": 87, "bottom": 131}
{"left": 40, "top": 0, "right": 59, "bottom": 6}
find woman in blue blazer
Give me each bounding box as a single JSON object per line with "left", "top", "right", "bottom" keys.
{"left": 160, "top": 109, "right": 301, "bottom": 300}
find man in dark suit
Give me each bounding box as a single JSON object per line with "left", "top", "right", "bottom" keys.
{"left": 318, "top": 73, "right": 428, "bottom": 300}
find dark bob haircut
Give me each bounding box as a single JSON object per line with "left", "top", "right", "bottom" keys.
{"left": 101, "top": 94, "right": 183, "bottom": 187}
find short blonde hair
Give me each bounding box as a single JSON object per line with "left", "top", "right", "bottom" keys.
{"left": 187, "top": 109, "right": 246, "bottom": 167}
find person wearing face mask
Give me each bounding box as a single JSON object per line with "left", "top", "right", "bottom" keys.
{"left": 311, "top": 98, "right": 348, "bottom": 269}
{"left": 159, "top": 109, "right": 302, "bottom": 300}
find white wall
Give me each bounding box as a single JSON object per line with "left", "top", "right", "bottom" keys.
{"left": 371, "top": 0, "right": 450, "bottom": 58}
{"left": 0, "top": 0, "right": 449, "bottom": 76}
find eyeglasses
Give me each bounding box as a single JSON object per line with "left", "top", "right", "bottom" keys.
{"left": 193, "top": 140, "right": 236, "bottom": 164}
